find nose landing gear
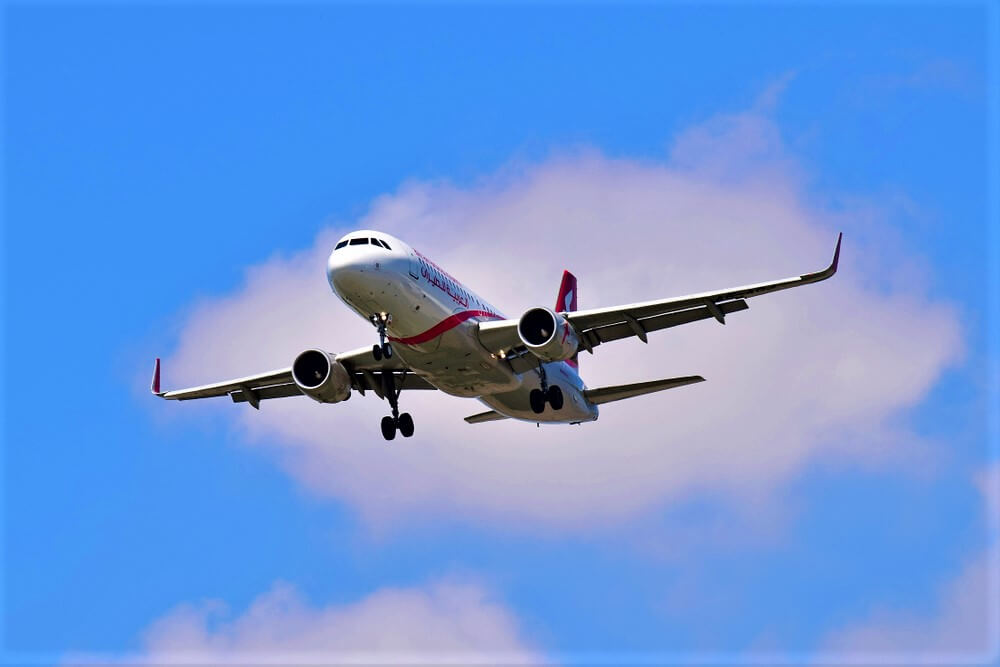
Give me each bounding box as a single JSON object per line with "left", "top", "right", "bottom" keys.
{"left": 370, "top": 312, "right": 394, "bottom": 361}
{"left": 529, "top": 363, "right": 564, "bottom": 414}
{"left": 379, "top": 370, "right": 414, "bottom": 441}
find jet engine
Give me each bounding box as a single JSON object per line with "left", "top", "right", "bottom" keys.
{"left": 292, "top": 349, "right": 352, "bottom": 403}
{"left": 517, "top": 307, "right": 579, "bottom": 362}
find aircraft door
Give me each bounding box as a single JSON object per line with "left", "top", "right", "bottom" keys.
{"left": 408, "top": 249, "right": 420, "bottom": 280}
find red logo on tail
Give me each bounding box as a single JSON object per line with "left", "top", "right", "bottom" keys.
{"left": 556, "top": 271, "right": 579, "bottom": 369}
{"left": 555, "top": 270, "right": 577, "bottom": 313}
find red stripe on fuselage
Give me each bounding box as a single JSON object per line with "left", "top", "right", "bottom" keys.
{"left": 388, "top": 310, "right": 502, "bottom": 345}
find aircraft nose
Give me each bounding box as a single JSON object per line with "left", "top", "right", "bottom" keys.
{"left": 326, "top": 243, "right": 383, "bottom": 293}
{"left": 326, "top": 247, "right": 359, "bottom": 291}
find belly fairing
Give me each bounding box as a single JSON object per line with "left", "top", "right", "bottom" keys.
{"left": 395, "top": 324, "right": 521, "bottom": 397}
{"left": 478, "top": 362, "right": 599, "bottom": 424}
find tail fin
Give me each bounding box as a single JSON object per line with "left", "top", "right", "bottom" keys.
{"left": 555, "top": 270, "right": 578, "bottom": 313}
{"left": 556, "top": 271, "right": 579, "bottom": 368}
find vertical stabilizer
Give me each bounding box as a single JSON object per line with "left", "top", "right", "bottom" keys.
{"left": 555, "top": 270, "right": 577, "bottom": 313}
{"left": 555, "top": 271, "right": 579, "bottom": 368}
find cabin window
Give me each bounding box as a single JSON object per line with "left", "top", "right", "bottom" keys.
{"left": 349, "top": 237, "right": 368, "bottom": 246}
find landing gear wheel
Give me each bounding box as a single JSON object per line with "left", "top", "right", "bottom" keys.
{"left": 529, "top": 389, "right": 546, "bottom": 414}
{"left": 382, "top": 343, "right": 393, "bottom": 359}
{"left": 380, "top": 415, "right": 397, "bottom": 441}
{"left": 547, "top": 385, "right": 564, "bottom": 411}
{"left": 397, "top": 412, "right": 414, "bottom": 438}
{"left": 372, "top": 344, "right": 383, "bottom": 361}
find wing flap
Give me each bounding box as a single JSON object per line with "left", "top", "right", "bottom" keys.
{"left": 584, "top": 375, "right": 705, "bottom": 405}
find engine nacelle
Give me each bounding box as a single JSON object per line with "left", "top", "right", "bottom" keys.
{"left": 517, "top": 307, "right": 579, "bottom": 362}
{"left": 292, "top": 349, "right": 352, "bottom": 403}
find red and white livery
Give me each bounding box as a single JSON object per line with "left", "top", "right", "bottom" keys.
{"left": 153, "top": 230, "right": 842, "bottom": 440}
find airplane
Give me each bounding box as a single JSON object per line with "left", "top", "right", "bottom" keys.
{"left": 152, "top": 230, "right": 842, "bottom": 440}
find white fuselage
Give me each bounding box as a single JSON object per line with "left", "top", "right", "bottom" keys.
{"left": 326, "top": 230, "right": 598, "bottom": 424}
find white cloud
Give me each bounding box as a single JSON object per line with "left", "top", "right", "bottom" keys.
{"left": 821, "top": 463, "right": 1000, "bottom": 663}
{"left": 68, "top": 579, "right": 541, "bottom": 665}
{"left": 159, "top": 104, "right": 962, "bottom": 533}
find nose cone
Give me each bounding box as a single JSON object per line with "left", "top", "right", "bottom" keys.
{"left": 326, "top": 245, "right": 365, "bottom": 294}
{"left": 326, "top": 232, "right": 407, "bottom": 297}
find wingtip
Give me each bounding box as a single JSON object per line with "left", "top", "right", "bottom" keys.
{"left": 151, "top": 357, "right": 162, "bottom": 395}
{"left": 831, "top": 232, "right": 843, "bottom": 272}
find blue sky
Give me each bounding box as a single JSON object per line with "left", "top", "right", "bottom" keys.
{"left": 3, "top": 2, "right": 997, "bottom": 663}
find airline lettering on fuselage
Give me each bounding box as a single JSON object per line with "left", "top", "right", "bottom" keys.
{"left": 415, "top": 251, "right": 497, "bottom": 315}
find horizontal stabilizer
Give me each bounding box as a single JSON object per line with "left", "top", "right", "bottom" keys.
{"left": 584, "top": 375, "right": 705, "bottom": 405}
{"left": 464, "top": 410, "right": 509, "bottom": 424}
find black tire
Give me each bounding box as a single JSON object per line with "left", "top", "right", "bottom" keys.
{"left": 372, "top": 344, "right": 383, "bottom": 361}
{"left": 547, "top": 385, "right": 564, "bottom": 410}
{"left": 380, "top": 415, "right": 396, "bottom": 441}
{"left": 529, "top": 389, "right": 546, "bottom": 414}
{"left": 398, "top": 412, "right": 414, "bottom": 438}
{"left": 382, "top": 343, "right": 393, "bottom": 359}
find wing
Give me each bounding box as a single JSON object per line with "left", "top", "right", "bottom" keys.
{"left": 478, "top": 233, "right": 841, "bottom": 362}
{"left": 151, "top": 345, "right": 435, "bottom": 409}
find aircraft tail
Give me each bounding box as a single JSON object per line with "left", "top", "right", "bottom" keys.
{"left": 555, "top": 270, "right": 577, "bottom": 313}
{"left": 556, "top": 271, "right": 579, "bottom": 368}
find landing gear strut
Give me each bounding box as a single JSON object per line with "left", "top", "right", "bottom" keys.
{"left": 379, "top": 370, "right": 414, "bottom": 441}
{"left": 529, "top": 363, "right": 564, "bottom": 414}
{"left": 370, "top": 312, "right": 393, "bottom": 361}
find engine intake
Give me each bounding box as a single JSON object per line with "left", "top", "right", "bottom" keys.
{"left": 517, "top": 307, "right": 579, "bottom": 362}
{"left": 292, "top": 349, "right": 352, "bottom": 403}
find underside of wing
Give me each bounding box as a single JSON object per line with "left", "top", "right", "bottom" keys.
{"left": 477, "top": 233, "right": 840, "bottom": 359}
{"left": 157, "top": 366, "right": 295, "bottom": 401}
{"left": 152, "top": 344, "right": 436, "bottom": 410}
{"left": 568, "top": 233, "right": 840, "bottom": 338}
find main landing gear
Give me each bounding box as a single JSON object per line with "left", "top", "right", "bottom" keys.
{"left": 379, "top": 371, "right": 414, "bottom": 441}
{"left": 370, "top": 312, "right": 393, "bottom": 361}
{"left": 529, "top": 363, "right": 564, "bottom": 414}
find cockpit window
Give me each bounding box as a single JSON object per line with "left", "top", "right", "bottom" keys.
{"left": 379, "top": 239, "right": 392, "bottom": 250}
{"left": 370, "top": 238, "right": 382, "bottom": 247}
{"left": 349, "top": 237, "right": 368, "bottom": 246}
{"left": 335, "top": 240, "right": 348, "bottom": 250}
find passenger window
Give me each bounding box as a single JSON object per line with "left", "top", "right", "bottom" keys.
{"left": 335, "top": 240, "right": 348, "bottom": 249}
{"left": 349, "top": 238, "right": 368, "bottom": 246}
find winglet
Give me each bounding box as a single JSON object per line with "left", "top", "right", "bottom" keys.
{"left": 151, "top": 358, "right": 162, "bottom": 395}
{"left": 831, "top": 232, "right": 842, "bottom": 274}
{"left": 801, "top": 232, "right": 843, "bottom": 282}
